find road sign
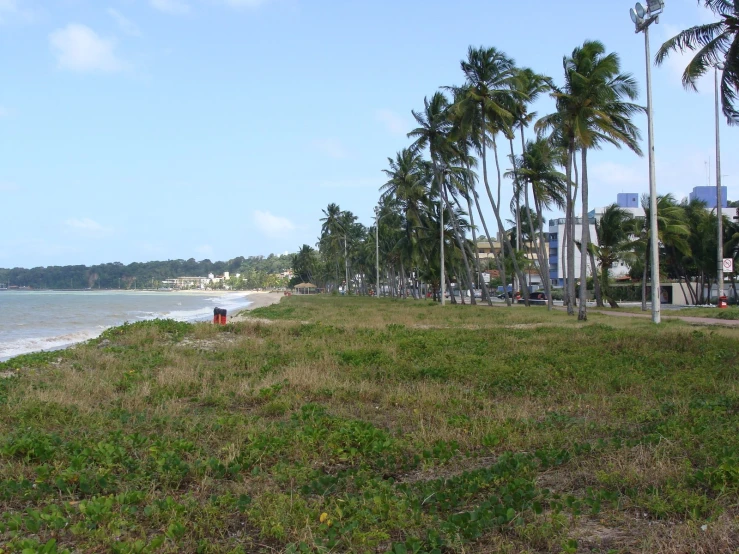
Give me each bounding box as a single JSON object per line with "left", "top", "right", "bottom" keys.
{"left": 723, "top": 258, "right": 734, "bottom": 273}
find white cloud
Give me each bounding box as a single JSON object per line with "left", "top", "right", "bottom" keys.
{"left": 312, "top": 138, "right": 349, "bottom": 159}
{"left": 253, "top": 210, "right": 295, "bottom": 238}
{"left": 64, "top": 218, "right": 105, "bottom": 232}
{"left": 108, "top": 8, "right": 140, "bottom": 37}
{"left": 0, "top": 0, "right": 30, "bottom": 24}
{"left": 375, "top": 109, "right": 409, "bottom": 135}
{"left": 49, "top": 24, "right": 126, "bottom": 73}
{"left": 150, "top": 0, "right": 191, "bottom": 15}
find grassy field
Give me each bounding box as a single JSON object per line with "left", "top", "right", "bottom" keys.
{"left": 1, "top": 297, "right": 738, "bottom": 553}
{"left": 604, "top": 305, "right": 739, "bottom": 320}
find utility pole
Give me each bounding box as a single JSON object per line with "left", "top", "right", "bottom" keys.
{"left": 344, "top": 233, "right": 349, "bottom": 294}
{"left": 375, "top": 208, "right": 380, "bottom": 298}
{"left": 716, "top": 65, "right": 724, "bottom": 304}
{"left": 630, "top": 1, "right": 664, "bottom": 324}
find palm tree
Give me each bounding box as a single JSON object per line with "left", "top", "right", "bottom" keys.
{"left": 509, "top": 67, "right": 553, "bottom": 291}
{"left": 635, "top": 194, "right": 691, "bottom": 309}
{"left": 408, "top": 92, "right": 477, "bottom": 304}
{"left": 448, "top": 84, "right": 506, "bottom": 305}
{"left": 513, "top": 138, "right": 567, "bottom": 309}
{"left": 656, "top": 0, "right": 739, "bottom": 124}
{"left": 557, "top": 41, "right": 643, "bottom": 320}
{"left": 592, "top": 204, "right": 635, "bottom": 307}
{"left": 456, "top": 46, "right": 530, "bottom": 303}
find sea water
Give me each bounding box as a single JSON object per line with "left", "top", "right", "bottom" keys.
{"left": 0, "top": 290, "right": 253, "bottom": 361}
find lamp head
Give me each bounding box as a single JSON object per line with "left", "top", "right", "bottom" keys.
{"left": 635, "top": 2, "right": 646, "bottom": 18}
{"left": 647, "top": 0, "right": 665, "bottom": 15}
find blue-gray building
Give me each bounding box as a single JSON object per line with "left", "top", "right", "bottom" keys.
{"left": 617, "top": 193, "right": 639, "bottom": 208}
{"left": 689, "top": 186, "right": 727, "bottom": 208}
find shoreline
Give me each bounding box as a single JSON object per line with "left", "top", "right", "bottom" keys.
{"left": 0, "top": 291, "right": 280, "bottom": 363}
{"left": 229, "top": 291, "right": 284, "bottom": 322}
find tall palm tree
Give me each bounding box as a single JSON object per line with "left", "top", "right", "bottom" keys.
{"left": 448, "top": 84, "right": 507, "bottom": 305}
{"left": 656, "top": 0, "right": 739, "bottom": 124}
{"left": 509, "top": 67, "right": 553, "bottom": 291}
{"left": 513, "top": 138, "right": 567, "bottom": 309}
{"left": 319, "top": 203, "right": 344, "bottom": 290}
{"left": 457, "top": 46, "right": 529, "bottom": 303}
{"left": 408, "top": 93, "right": 477, "bottom": 304}
{"left": 558, "top": 41, "right": 643, "bottom": 320}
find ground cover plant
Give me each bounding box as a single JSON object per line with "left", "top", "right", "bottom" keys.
{"left": 1, "top": 297, "right": 738, "bottom": 553}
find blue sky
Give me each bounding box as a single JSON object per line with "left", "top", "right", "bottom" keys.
{"left": 0, "top": 0, "right": 736, "bottom": 267}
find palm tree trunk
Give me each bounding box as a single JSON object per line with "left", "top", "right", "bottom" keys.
{"left": 473, "top": 189, "right": 508, "bottom": 306}
{"left": 564, "top": 143, "right": 575, "bottom": 314}
{"left": 578, "top": 148, "right": 590, "bottom": 321}
{"left": 534, "top": 198, "right": 553, "bottom": 310}
{"left": 641, "top": 246, "right": 648, "bottom": 311}
{"left": 570, "top": 148, "right": 580, "bottom": 311}
{"left": 446, "top": 275, "right": 457, "bottom": 304}
{"left": 509, "top": 138, "right": 526, "bottom": 294}
{"left": 478, "top": 114, "right": 511, "bottom": 307}
{"left": 400, "top": 260, "right": 406, "bottom": 299}
{"left": 589, "top": 249, "right": 603, "bottom": 307}
{"left": 444, "top": 185, "right": 477, "bottom": 304}
{"left": 465, "top": 190, "right": 492, "bottom": 305}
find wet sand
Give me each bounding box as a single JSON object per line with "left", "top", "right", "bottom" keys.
{"left": 229, "top": 291, "right": 284, "bottom": 322}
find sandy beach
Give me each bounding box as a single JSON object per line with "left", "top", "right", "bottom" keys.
{"left": 229, "top": 291, "right": 284, "bottom": 322}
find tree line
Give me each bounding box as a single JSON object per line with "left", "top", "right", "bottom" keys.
{"left": 292, "top": 2, "right": 739, "bottom": 317}
{"left": 0, "top": 254, "right": 292, "bottom": 290}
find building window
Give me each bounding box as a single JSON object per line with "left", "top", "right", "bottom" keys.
{"left": 549, "top": 233, "right": 558, "bottom": 241}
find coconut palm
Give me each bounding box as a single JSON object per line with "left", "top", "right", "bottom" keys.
{"left": 408, "top": 93, "right": 477, "bottom": 304}
{"left": 456, "top": 46, "right": 530, "bottom": 303}
{"left": 592, "top": 204, "right": 635, "bottom": 307}
{"left": 556, "top": 41, "right": 643, "bottom": 320}
{"left": 656, "top": 0, "right": 739, "bottom": 124}
{"left": 635, "top": 194, "right": 691, "bottom": 309}
{"left": 512, "top": 138, "right": 567, "bottom": 309}
{"left": 448, "top": 84, "right": 508, "bottom": 305}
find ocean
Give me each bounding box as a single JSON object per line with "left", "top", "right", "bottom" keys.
{"left": 0, "top": 290, "right": 253, "bottom": 361}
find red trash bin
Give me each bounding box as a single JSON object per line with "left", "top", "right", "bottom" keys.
{"left": 719, "top": 296, "right": 728, "bottom": 309}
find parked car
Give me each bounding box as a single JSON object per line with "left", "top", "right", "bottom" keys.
{"left": 518, "top": 291, "right": 547, "bottom": 305}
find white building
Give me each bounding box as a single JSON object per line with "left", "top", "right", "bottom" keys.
{"left": 548, "top": 193, "right": 645, "bottom": 287}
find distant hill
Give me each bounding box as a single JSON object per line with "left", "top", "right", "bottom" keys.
{"left": 0, "top": 254, "right": 293, "bottom": 290}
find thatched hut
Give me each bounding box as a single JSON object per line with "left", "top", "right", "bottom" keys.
{"left": 293, "top": 282, "right": 318, "bottom": 295}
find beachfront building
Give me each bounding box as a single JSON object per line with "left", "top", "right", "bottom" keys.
{"left": 548, "top": 193, "right": 645, "bottom": 288}
{"left": 689, "top": 186, "right": 727, "bottom": 209}
{"left": 162, "top": 276, "right": 211, "bottom": 289}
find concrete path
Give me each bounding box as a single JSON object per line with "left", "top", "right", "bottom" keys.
{"left": 590, "top": 309, "right": 739, "bottom": 327}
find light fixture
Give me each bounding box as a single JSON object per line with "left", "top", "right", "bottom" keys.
{"left": 635, "top": 2, "right": 646, "bottom": 18}
{"left": 630, "top": 7, "right": 640, "bottom": 24}
{"left": 647, "top": 0, "right": 665, "bottom": 15}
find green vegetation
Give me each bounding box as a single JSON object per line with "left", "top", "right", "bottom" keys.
{"left": 0, "top": 254, "right": 292, "bottom": 290}
{"left": 298, "top": 14, "right": 739, "bottom": 317}
{"left": 2, "top": 296, "right": 739, "bottom": 552}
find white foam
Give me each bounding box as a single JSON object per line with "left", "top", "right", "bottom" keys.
{"left": 0, "top": 330, "right": 102, "bottom": 362}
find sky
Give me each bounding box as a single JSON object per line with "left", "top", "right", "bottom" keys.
{"left": 0, "top": 0, "right": 736, "bottom": 268}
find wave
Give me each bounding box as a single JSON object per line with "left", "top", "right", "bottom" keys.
{"left": 0, "top": 330, "right": 102, "bottom": 362}
{"left": 0, "top": 294, "right": 254, "bottom": 362}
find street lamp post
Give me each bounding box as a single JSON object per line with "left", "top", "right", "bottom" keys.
{"left": 715, "top": 64, "right": 724, "bottom": 304}
{"left": 375, "top": 208, "right": 381, "bottom": 298}
{"left": 630, "top": 0, "right": 664, "bottom": 324}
